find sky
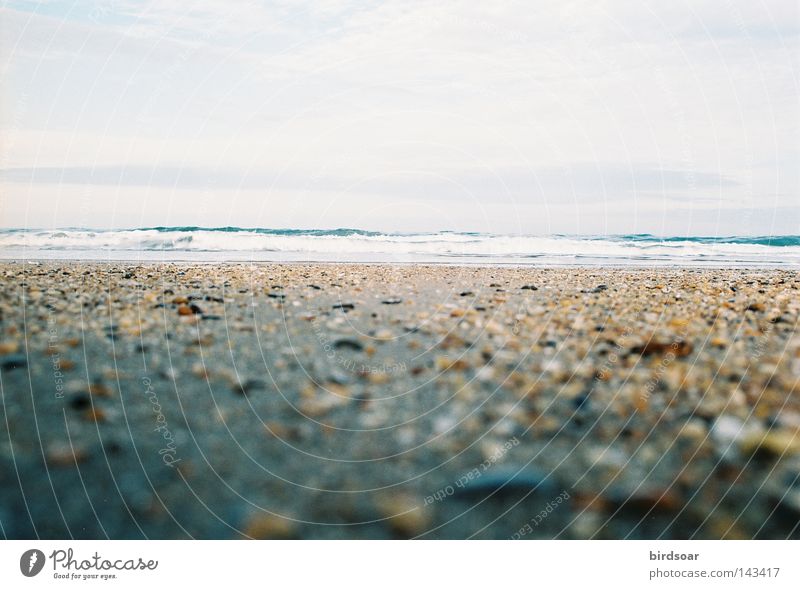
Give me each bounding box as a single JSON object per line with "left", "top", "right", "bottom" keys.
{"left": 0, "top": 0, "right": 798, "bottom": 236}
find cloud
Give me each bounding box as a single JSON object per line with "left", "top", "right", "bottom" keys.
{"left": 0, "top": 0, "right": 797, "bottom": 234}
{"left": 0, "top": 161, "right": 739, "bottom": 198}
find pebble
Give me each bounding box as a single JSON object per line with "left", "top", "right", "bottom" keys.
{"left": 741, "top": 430, "right": 800, "bottom": 459}
{"left": 570, "top": 511, "right": 604, "bottom": 539}
{"left": 231, "top": 378, "right": 265, "bottom": 396}
{"left": 365, "top": 372, "right": 390, "bottom": 384}
{"left": 589, "top": 446, "right": 629, "bottom": 469}
{"left": 0, "top": 341, "right": 19, "bottom": 354}
{"left": 633, "top": 340, "right": 693, "bottom": 357}
{"left": 83, "top": 408, "right": 106, "bottom": 422}
{"left": 435, "top": 356, "right": 469, "bottom": 371}
{"left": 374, "top": 329, "right": 393, "bottom": 341}
{"left": 608, "top": 488, "right": 681, "bottom": 513}
{"left": 69, "top": 393, "right": 92, "bottom": 410}
{"left": 0, "top": 354, "right": 27, "bottom": 370}
{"left": 711, "top": 415, "right": 763, "bottom": 460}
{"left": 242, "top": 513, "right": 298, "bottom": 539}
{"left": 88, "top": 382, "right": 113, "bottom": 397}
{"left": 455, "top": 467, "right": 557, "bottom": 498}
{"left": 46, "top": 444, "right": 88, "bottom": 466}
{"left": 376, "top": 494, "right": 430, "bottom": 538}
{"left": 679, "top": 419, "right": 708, "bottom": 441}
{"left": 327, "top": 368, "right": 351, "bottom": 385}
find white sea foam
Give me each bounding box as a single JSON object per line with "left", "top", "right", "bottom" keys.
{"left": 0, "top": 228, "right": 798, "bottom": 265}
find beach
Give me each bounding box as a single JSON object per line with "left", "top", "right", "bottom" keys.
{"left": 1, "top": 261, "right": 798, "bottom": 539}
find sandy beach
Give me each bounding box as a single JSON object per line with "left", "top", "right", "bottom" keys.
{"left": 1, "top": 262, "right": 798, "bottom": 539}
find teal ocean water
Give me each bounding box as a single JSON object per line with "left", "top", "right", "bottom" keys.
{"left": 0, "top": 227, "right": 798, "bottom": 266}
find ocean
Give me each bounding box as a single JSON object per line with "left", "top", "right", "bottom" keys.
{"left": 0, "top": 227, "right": 798, "bottom": 266}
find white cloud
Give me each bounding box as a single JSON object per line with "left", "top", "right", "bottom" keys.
{"left": 1, "top": 0, "right": 797, "bottom": 234}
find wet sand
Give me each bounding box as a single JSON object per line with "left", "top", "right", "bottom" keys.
{"left": 1, "top": 262, "right": 799, "bottom": 539}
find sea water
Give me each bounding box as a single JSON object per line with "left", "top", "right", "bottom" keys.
{"left": 0, "top": 227, "right": 798, "bottom": 266}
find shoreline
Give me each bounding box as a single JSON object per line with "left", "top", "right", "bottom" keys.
{"left": 1, "top": 262, "right": 798, "bottom": 539}
{"left": 1, "top": 256, "right": 799, "bottom": 269}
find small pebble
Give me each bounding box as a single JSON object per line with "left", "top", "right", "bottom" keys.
{"left": 377, "top": 494, "right": 430, "bottom": 538}
{"left": 0, "top": 354, "right": 27, "bottom": 370}
{"left": 46, "top": 444, "right": 88, "bottom": 466}
{"left": 333, "top": 338, "right": 363, "bottom": 351}
{"left": 242, "top": 513, "right": 298, "bottom": 539}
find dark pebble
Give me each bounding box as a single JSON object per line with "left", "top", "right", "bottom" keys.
{"left": 455, "top": 467, "right": 558, "bottom": 499}
{"left": 632, "top": 340, "right": 693, "bottom": 357}
{"left": 334, "top": 339, "right": 364, "bottom": 351}
{"left": 202, "top": 315, "right": 223, "bottom": 321}
{"left": 521, "top": 285, "right": 538, "bottom": 290}
{"left": 353, "top": 392, "right": 371, "bottom": 409}
{"left": 69, "top": 394, "right": 91, "bottom": 410}
{"left": 0, "top": 354, "right": 27, "bottom": 370}
{"left": 105, "top": 441, "right": 123, "bottom": 455}
{"left": 605, "top": 489, "right": 681, "bottom": 514}
{"left": 382, "top": 298, "right": 402, "bottom": 305}
{"left": 459, "top": 291, "right": 474, "bottom": 297}
{"left": 333, "top": 303, "right": 355, "bottom": 310}
{"left": 233, "top": 379, "right": 266, "bottom": 396}
{"left": 328, "top": 369, "right": 352, "bottom": 385}
{"left": 189, "top": 304, "right": 204, "bottom": 314}
{"left": 573, "top": 393, "right": 590, "bottom": 411}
